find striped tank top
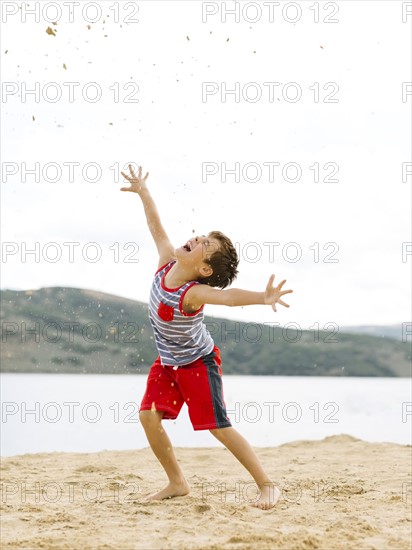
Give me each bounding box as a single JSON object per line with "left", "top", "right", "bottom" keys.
{"left": 148, "top": 261, "right": 214, "bottom": 366}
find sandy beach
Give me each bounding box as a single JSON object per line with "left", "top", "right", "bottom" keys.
{"left": 1, "top": 434, "right": 410, "bottom": 550}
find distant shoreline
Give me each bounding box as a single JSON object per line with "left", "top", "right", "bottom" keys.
{"left": 1, "top": 370, "right": 411, "bottom": 377}
{"left": 1, "top": 288, "right": 410, "bottom": 377}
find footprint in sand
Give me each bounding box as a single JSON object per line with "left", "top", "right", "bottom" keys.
{"left": 74, "top": 465, "right": 116, "bottom": 474}
{"left": 195, "top": 504, "right": 211, "bottom": 513}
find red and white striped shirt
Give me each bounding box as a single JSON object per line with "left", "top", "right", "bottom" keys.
{"left": 148, "top": 261, "right": 214, "bottom": 366}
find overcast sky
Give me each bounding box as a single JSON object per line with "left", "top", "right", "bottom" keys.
{"left": 1, "top": 0, "right": 411, "bottom": 330}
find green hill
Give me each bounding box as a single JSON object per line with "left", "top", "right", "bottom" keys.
{"left": 0, "top": 287, "right": 410, "bottom": 376}
{"left": 340, "top": 324, "right": 406, "bottom": 341}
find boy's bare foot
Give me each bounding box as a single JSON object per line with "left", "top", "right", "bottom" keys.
{"left": 253, "top": 483, "right": 281, "bottom": 510}
{"left": 143, "top": 480, "right": 190, "bottom": 501}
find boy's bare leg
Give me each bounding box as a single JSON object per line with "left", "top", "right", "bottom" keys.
{"left": 139, "top": 410, "right": 190, "bottom": 501}
{"left": 210, "top": 426, "right": 280, "bottom": 510}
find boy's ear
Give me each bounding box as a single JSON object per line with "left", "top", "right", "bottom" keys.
{"left": 199, "top": 264, "right": 213, "bottom": 278}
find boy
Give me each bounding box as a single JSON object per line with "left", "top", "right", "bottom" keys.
{"left": 120, "top": 164, "right": 293, "bottom": 510}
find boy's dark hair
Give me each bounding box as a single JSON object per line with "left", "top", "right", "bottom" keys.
{"left": 198, "top": 230, "right": 239, "bottom": 289}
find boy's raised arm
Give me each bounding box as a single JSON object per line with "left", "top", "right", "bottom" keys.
{"left": 120, "top": 165, "right": 175, "bottom": 268}
{"left": 184, "top": 274, "right": 293, "bottom": 313}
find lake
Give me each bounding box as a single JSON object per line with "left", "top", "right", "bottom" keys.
{"left": 0, "top": 374, "right": 411, "bottom": 456}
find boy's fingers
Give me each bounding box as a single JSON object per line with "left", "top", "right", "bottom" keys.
{"left": 143, "top": 171, "right": 149, "bottom": 181}
{"left": 129, "top": 164, "right": 136, "bottom": 177}
{"left": 121, "top": 171, "right": 131, "bottom": 180}
{"left": 281, "top": 289, "right": 293, "bottom": 296}
{"left": 266, "top": 274, "right": 275, "bottom": 290}
{"left": 278, "top": 299, "right": 290, "bottom": 308}
{"left": 120, "top": 187, "right": 131, "bottom": 192}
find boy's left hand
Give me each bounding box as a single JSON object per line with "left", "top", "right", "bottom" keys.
{"left": 264, "top": 275, "right": 293, "bottom": 312}
{"left": 120, "top": 165, "right": 149, "bottom": 194}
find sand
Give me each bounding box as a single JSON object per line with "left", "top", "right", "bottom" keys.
{"left": 1, "top": 434, "right": 411, "bottom": 550}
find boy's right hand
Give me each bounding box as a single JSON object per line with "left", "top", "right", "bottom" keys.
{"left": 120, "top": 165, "right": 149, "bottom": 194}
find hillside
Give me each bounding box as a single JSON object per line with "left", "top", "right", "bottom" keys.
{"left": 339, "top": 324, "right": 406, "bottom": 341}
{"left": 0, "top": 287, "right": 410, "bottom": 376}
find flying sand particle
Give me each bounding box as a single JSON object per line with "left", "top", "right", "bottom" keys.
{"left": 46, "top": 27, "right": 56, "bottom": 36}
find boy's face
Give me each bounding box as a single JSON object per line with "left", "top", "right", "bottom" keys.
{"left": 176, "top": 233, "right": 220, "bottom": 274}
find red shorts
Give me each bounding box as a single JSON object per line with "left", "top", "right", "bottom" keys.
{"left": 139, "top": 346, "right": 232, "bottom": 431}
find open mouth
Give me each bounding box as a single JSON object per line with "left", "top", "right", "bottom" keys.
{"left": 182, "top": 241, "right": 192, "bottom": 252}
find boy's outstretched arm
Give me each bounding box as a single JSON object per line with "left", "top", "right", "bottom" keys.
{"left": 184, "top": 274, "right": 293, "bottom": 313}
{"left": 120, "top": 165, "right": 175, "bottom": 268}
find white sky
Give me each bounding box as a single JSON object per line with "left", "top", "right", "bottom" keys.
{"left": 1, "top": 0, "right": 411, "bottom": 329}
